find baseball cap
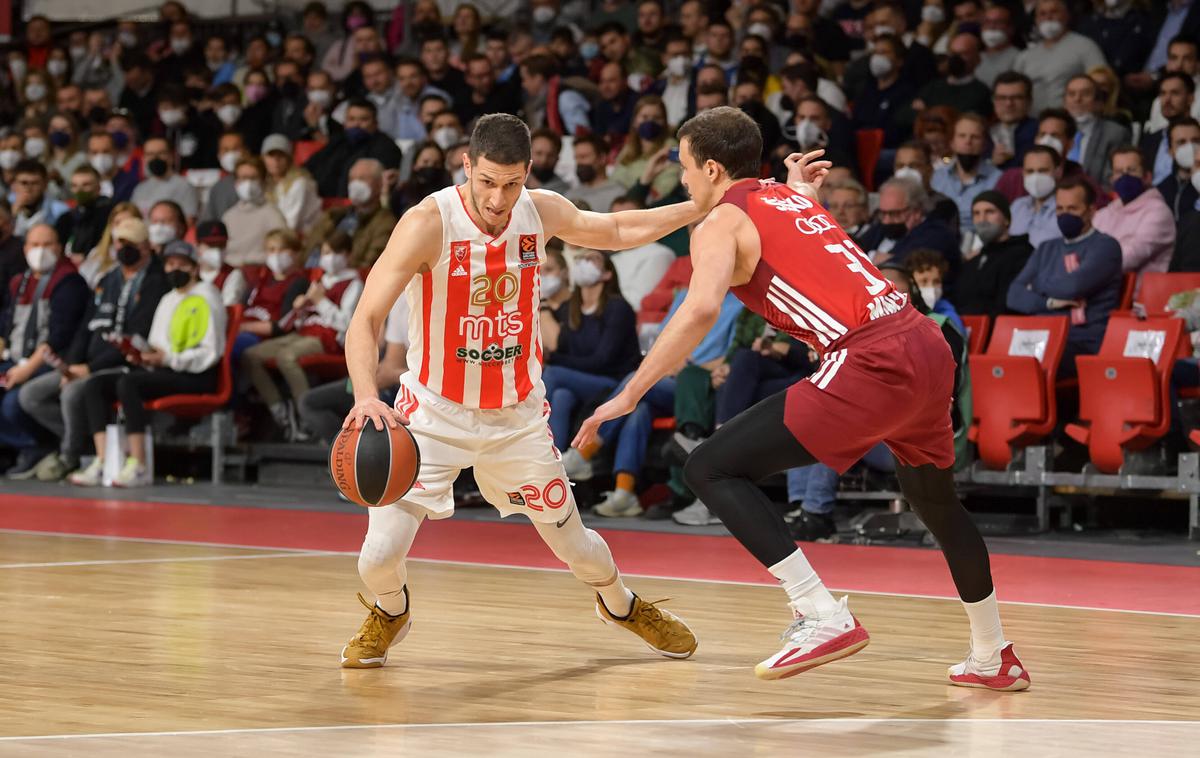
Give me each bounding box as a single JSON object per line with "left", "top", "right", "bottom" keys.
{"left": 112, "top": 217, "right": 148, "bottom": 245}
{"left": 163, "top": 240, "right": 197, "bottom": 262}
{"left": 196, "top": 220, "right": 229, "bottom": 246}
{"left": 261, "top": 134, "right": 292, "bottom": 156}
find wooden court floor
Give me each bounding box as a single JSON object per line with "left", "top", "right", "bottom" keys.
{"left": 0, "top": 531, "right": 1197, "bottom": 756}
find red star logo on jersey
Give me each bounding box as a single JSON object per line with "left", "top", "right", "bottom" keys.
{"left": 452, "top": 241, "right": 470, "bottom": 262}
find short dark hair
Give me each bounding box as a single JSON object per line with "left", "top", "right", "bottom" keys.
{"left": 780, "top": 63, "right": 818, "bottom": 92}
{"left": 596, "top": 21, "right": 628, "bottom": 38}
{"left": 1169, "top": 35, "right": 1199, "bottom": 54}
{"left": 993, "top": 70, "right": 1033, "bottom": 97}
{"left": 1038, "top": 107, "right": 1077, "bottom": 140}
{"left": 521, "top": 53, "right": 558, "bottom": 80}
{"left": 326, "top": 230, "right": 353, "bottom": 254}
{"left": 1161, "top": 70, "right": 1197, "bottom": 95}
{"left": 151, "top": 199, "right": 186, "bottom": 227}
{"left": 344, "top": 97, "right": 378, "bottom": 118}
{"left": 676, "top": 106, "right": 762, "bottom": 180}
{"left": 1025, "top": 144, "right": 1063, "bottom": 167}
{"left": 907, "top": 248, "right": 949, "bottom": 276}
{"left": 573, "top": 134, "right": 608, "bottom": 157}
{"left": 530, "top": 127, "right": 562, "bottom": 155}
{"left": 1109, "top": 144, "right": 1145, "bottom": 173}
{"left": 13, "top": 159, "right": 47, "bottom": 179}
{"left": 1056, "top": 174, "right": 1096, "bottom": 207}
{"left": 1168, "top": 116, "right": 1200, "bottom": 145}
{"left": 468, "top": 113, "right": 531, "bottom": 165}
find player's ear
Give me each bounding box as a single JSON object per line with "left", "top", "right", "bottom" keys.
{"left": 462, "top": 154, "right": 472, "bottom": 178}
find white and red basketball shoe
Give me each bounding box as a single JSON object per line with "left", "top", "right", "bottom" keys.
{"left": 754, "top": 597, "right": 870, "bottom": 680}
{"left": 948, "top": 642, "right": 1031, "bottom": 691}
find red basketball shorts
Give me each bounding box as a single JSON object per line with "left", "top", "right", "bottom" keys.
{"left": 784, "top": 305, "right": 956, "bottom": 474}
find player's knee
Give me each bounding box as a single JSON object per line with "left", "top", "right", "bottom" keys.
{"left": 357, "top": 536, "right": 407, "bottom": 579}
{"left": 682, "top": 439, "right": 720, "bottom": 494}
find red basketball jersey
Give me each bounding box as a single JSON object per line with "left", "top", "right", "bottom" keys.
{"left": 720, "top": 179, "right": 909, "bottom": 354}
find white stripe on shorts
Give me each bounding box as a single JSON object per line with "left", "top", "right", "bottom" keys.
{"left": 809, "top": 349, "right": 847, "bottom": 390}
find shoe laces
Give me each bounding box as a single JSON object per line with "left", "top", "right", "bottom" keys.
{"left": 354, "top": 592, "right": 392, "bottom": 648}
{"left": 634, "top": 598, "right": 679, "bottom": 637}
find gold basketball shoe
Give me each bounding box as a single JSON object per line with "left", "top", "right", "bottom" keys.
{"left": 596, "top": 594, "right": 698, "bottom": 658}
{"left": 340, "top": 591, "right": 412, "bottom": 668}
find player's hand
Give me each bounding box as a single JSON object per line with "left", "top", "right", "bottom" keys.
{"left": 572, "top": 392, "right": 637, "bottom": 450}
{"left": 784, "top": 150, "right": 833, "bottom": 195}
{"left": 344, "top": 396, "right": 408, "bottom": 432}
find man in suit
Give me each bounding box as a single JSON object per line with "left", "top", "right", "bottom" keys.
{"left": 1064, "top": 74, "right": 1130, "bottom": 185}
{"left": 1157, "top": 117, "right": 1200, "bottom": 221}
{"left": 1141, "top": 72, "right": 1196, "bottom": 184}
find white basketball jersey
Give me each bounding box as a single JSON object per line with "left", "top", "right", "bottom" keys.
{"left": 404, "top": 185, "right": 546, "bottom": 409}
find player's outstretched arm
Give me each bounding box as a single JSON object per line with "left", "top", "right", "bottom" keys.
{"left": 532, "top": 188, "right": 703, "bottom": 252}
{"left": 343, "top": 199, "right": 442, "bottom": 432}
{"left": 572, "top": 207, "right": 739, "bottom": 449}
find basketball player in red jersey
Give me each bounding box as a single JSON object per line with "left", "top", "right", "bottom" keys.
{"left": 337, "top": 114, "right": 701, "bottom": 668}
{"left": 576, "top": 107, "right": 1031, "bottom": 690}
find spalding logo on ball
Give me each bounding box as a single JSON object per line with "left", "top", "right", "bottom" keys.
{"left": 329, "top": 422, "right": 421, "bottom": 507}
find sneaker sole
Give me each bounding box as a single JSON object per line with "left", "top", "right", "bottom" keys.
{"left": 595, "top": 606, "right": 697, "bottom": 660}
{"left": 754, "top": 629, "right": 870, "bottom": 681}
{"left": 948, "top": 674, "right": 1031, "bottom": 692}
{"left": 339, "top": 618, "right": 413, "bottom": 669}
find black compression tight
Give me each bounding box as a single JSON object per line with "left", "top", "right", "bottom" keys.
{"left": 682, "top": 390, "right": 995, "bottom": 603}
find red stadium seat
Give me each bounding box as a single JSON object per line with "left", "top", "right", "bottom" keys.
{"left": 1134, "top": 272, "right": 1200, "bottom": 315}
{"left": 854, "top": 129, "right": 884, "bottom": 192}
{"left": 1065, "top": 316, "right": 1183, "bottom": 474}
{"left": 969, "top": 315, "right": 1069, "bottom": 470}
{"left": 293, "top": 140, "right": 323, "bottom": 166}
{"left": 143, "top": 306, "right": 243, "bottom": 483}
{"left": 651, "top": 417, "right": 676, "bottom": 431}
{"left": 961, "top": 314, "right": 990, "bottom": 355}
{"left": 1118, "top": 272, "right": 1136, "bottom": 310}
{"left": 322, "top": 197, "right": 352, "bottom": 210}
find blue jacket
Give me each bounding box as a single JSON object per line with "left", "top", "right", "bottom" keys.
{"left": 889, "top": 216, "right": 963, "bottom": 279}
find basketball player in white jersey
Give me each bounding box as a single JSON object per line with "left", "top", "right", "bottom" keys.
{"left": 338, "top": 114, "right": 703, "bottom": 667}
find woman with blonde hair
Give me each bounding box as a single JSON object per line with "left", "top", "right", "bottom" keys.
{"left": 610, "top": 96, "right": 681, "bottom": 201}
{"left": 74, "top": 201, "right": 142, "bottom": 287}
{"left": 1087, "top": 65, "right": 1132, "bottom": 127}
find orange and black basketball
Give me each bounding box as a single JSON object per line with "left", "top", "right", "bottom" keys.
{"left": 329, "top": 422, "right": 421, "bottom": 507}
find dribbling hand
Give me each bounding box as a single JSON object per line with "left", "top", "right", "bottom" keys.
{"left": 572, "top": 393, "right": 637, "bottom": 451}
{"left": 344, "top": 396, "right": 409, "bottom": 432}
{"left": 784, "top": 150, "right": 833, "bottom": 195}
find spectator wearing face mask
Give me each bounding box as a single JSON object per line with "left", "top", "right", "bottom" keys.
{"left": 221, "top": 157, "right": 287, "bottom": 268}
{"left": 1007, "top": 177, "right": 1123, "bottom": 377}
{"left": 45, "top": 114, "right": 87, "bottom": 188}
{"left": 69, "top": 240, "right": 225, "bottom": 488}
{"left": 390, "top": 141, "right": 452, "bottom": 215}
{"left": 954, "top": 190, "right": 1033, "bottom": 317}
{"left": 307, "top": 158, "right": 397, "bottom": 267}
{"left": 868, "top": 176, "right": 960, "bottom": 273}
{"left": 233, "top": 229, "right": 310, "bottom": 367}
{"left": 73, "top": 202, "right": 140, "bottom": 289}
{"left": 566, "top": 135, "right": 624, "bottom": 212}
{"left": 86, "top": 131, "right": 138, "bottom": 203}
{"left": 908, "top": 248, "right": 965, "bottom": 334}
{"left": 199, "top": 132, "right": 247, "bottom": 224}
{"left": 606, "top": 195, "right": 675, "bottom": 311}
{"left": 525, "top": 128, "right": 569, "bottom": 194}
{"left": 650, "top": 34, "right": 694, "bottom": 128}
{"left": 55, "top": 165, "right": 112, "bottom": 259}
{"left": 931, "top": 113, "right": 1001, "bottom": 232}
{"left": 1142, "top": 73, "right": 1197, "bottom": 185}
{"left": 18, "top": 217, "right": 169, "bottom": 482}
{"left": 291, "top": 70, "right": 342, "bottom": 144}
{"left": 1014, "top": 0, "right": 1107, "bottom": 114}
{"left": 976, "top": 3, "right": 1020, "bottom": 88}
{"left": 911, "top": 32, "right": 993, "bottom": 120}
{"left": 1157, "top": 117, "right": 1200, "bottom": 222}
{"left": 261, "top": 134, "right": 322, "bottom": 236}
{"left": 243, "top": 230, "right": 363, "bottom": 441}
{"left": 193, "top": 221, "right": 247, "bottom": 307}
{"left": 851, "top": 34, "right": 918, "bottom": 149}
{"left": 994, "top": 109, "right": 1109, "bottom": 208}
{"left": 131, "top": 137, "right": 198, "bottom": 220}
{"left": 304, "top": 99, "right": 403, "bottom": 198}
{"left": 1093, "top": 146, "right": 1176, "bottom": 278}
{"left": 777, "top": 97, "right": 858, "bottom": 180}
{"left": 610, "top": 96, "right": 680, "bottom": 201}
{"left": 0, "top": 224, "right": 89, "bottom": 479}
{"left": 1009, "top": 145, "right": 1064, "bottom": 249}
{"left": 145, "top": 200, "right": 188, "bottom": 257}
{"left": 21, "top": 69, "right": 55, "bottom": 122}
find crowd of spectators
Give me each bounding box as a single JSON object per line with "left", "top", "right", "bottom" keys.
{"left": 3, "top": 0, "right": 1200, "bottom": 538}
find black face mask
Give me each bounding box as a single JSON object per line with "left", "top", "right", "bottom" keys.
{"left": 532, "top": 165, "right": 557, "bottom": 183}
{"left": 87, "top": 106, "right": 109, "bottom": 125}
{"left": 165, "top": 269, "right": 192, "bottom": 289}
{"left": 117, "top": 244, "right": 141, "bottom": 266}
{"left": 783, "top": 34, "right": 809, "bottom": 51}
{"left": 956, "top": 153, "right": 982, "bottom": 172}
{"left": 575, "top": 164, "right": 598, "bottom": 184}
{"left": 280, "top": 80, "right": 301, "bottom": 99}
{"left": 880, "top": 221, "right": 907, "bottom": 240}
{"left": 411, "top": 166, "right": 445, "bottom": 186}
{"left": 147, "top": 158, "right": 169, "bottom": 177}
{"left": 947, "top": 55, "right": 968, "bottom": 79}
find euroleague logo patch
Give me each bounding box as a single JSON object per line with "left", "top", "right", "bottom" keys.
{"left": 519, "top": 234, "right": 538, "bottom": 262}
{"left": 452, "top": 241, "right": 470, "bottom": 262}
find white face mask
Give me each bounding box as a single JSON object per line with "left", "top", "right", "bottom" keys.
{"left": 573, "top": 259, "right": 604, "bottom": 287}
{"left": 0, "top": 149, "right": 20, "bottom": 170}
{"left": 1023, "top": 171, "right": 1056, "bottom": 199}
{"left": 89, "top": 152, "right": 115, "bottom": 175}
{"left": 981, "top": 29, "right": 1008, "bottom": 49}
{"left": 666, "top": 55, "right": 689, "bottom": 79}
{"left": 541, "top": 273, "right": 564, "bottom": 299}
{"left": 25, "top": 246, "right": 56, "bottom": 273}
{"left": 24, "top": 137, "right": 46, "bottom": 158}
{"left": 1035, "top": 134, "right": 1064, "bottom": 156}
{"left": 198, "top": 267, "right": 219, "bottom": 282}
{"left": 873, "top": 25, "right": 896, "bottom": 38}
{"left": 307, "top": 89, "right": 332, "bottom": 108}
{"left": 320, "top": 251, "right": 347, "bottom": 274}
{"left": 118, "top": 31, "right": 138, "bottom": 48}
{"left": 198, "top": 246, "right": 223, "bottom": 270}
{"left": 70, "top": 46, "right": 86, "bottom": 60}
{"left": 747, "top": 22, "right": 773, "bottom": 41}
{"left": 236, "top": 179, "right": 263, "bottom": 203}
{"left": 793, "top": 118, "right": 824, "bottom": 148}
{"left": 894, "top": 166, "right": 924, "bottom": 185}
{"left": 219, "top": 150, "right": 242, "bottom": 174}
{"left": 918, "top": 284, "right": 942, "bottom": 306}
{"left": 1175, "top": 142, "right": 1197, "bottom": 171}
{"left": 432, "top": 127, "right": 461, "bottom": 150}
{"left": 266, "top": 252, "right": 292, "bottom": 277}
{"left": 148, "top": 222, "right": 177, "bottom": 247}
{"left": 47, "top": 59, "right": 68, "bottom": 78}
{"left": 869, "top": 54, "right": 894, "bottom": 79}
{"left": 347, "top": 179, "right": 373, "bottom": 205}
{"left": 921, "top": 5, "right": 945, "bottom": 24}
{"left": 159, "top": 108, "right": 185, "bottom": 127}
{"left": 452, "top": 167, "right": 467, "bottom": 185}
{"left": 1038, "top": 20, "right": 1064, "bottom": 41}
{"left": 217, "top": 104, "right": 242, "bottom": 126}
{"left": 9, "top": 58, "right": 27, "bottom": 81}
{"left": 25, "top": 83, "right": 47, "bottom": 102}
{"left": 532, "top": 6, "right": 556, "bottom": 24}
{"left": 170, "top": 37, "right": 191, "bottom": 55}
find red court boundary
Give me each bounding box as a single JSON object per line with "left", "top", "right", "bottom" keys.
{"left": 2, "top": 494, "right": 1197, "bottom": 616}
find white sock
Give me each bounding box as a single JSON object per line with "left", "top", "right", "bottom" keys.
{"left": 596, "top": 579, "right": 635, "bottom": 618}
{"left": 769, "top": 548, "right": 839, "bottom": 616}
{"left": 375, "top": 586, "right": 408, "bottom": 617}
{"left": 962, "top": 590, "right": 1005, "bottom": 662}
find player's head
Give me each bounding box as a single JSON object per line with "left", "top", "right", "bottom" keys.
{"left": 464, "top": 113, "right": 531, "bottom": 227}
{"left": 676, "top": 106, "right": 763, "bottom": 211}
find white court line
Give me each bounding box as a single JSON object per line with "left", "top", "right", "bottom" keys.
{"left": 2, "top": 717, "right": 1198, "bottom": 742}
{"left": 5, "top": 528, "right": 1200, "bottom": 619}
{"left": 0, "top": 551, "right": 332, "bottom": 569}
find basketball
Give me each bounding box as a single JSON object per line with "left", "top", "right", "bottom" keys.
{"left": 328, "top": 421, "right": 421, "bottom": 507}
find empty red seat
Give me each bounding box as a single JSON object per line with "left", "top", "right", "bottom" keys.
{"left": 969, "top": 315, "right": 1069, "bottom": 470}
{"left": 1134, "top": 272, "right": 1200, "bottom": 315}
{"left": 961, "top": 314, "right": 990, "bottom": 355}
{"left": 293, "top": 140, "right": 323, "bottom": 166}
{"left": 1118, "top": 271, "right": 1136, "bottom": 310}
{"left": 1065, "top": 316, "right": 1183, "bottom": 474}
{"left": 854, "top": 128, "right": 884, "bottom": 192}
